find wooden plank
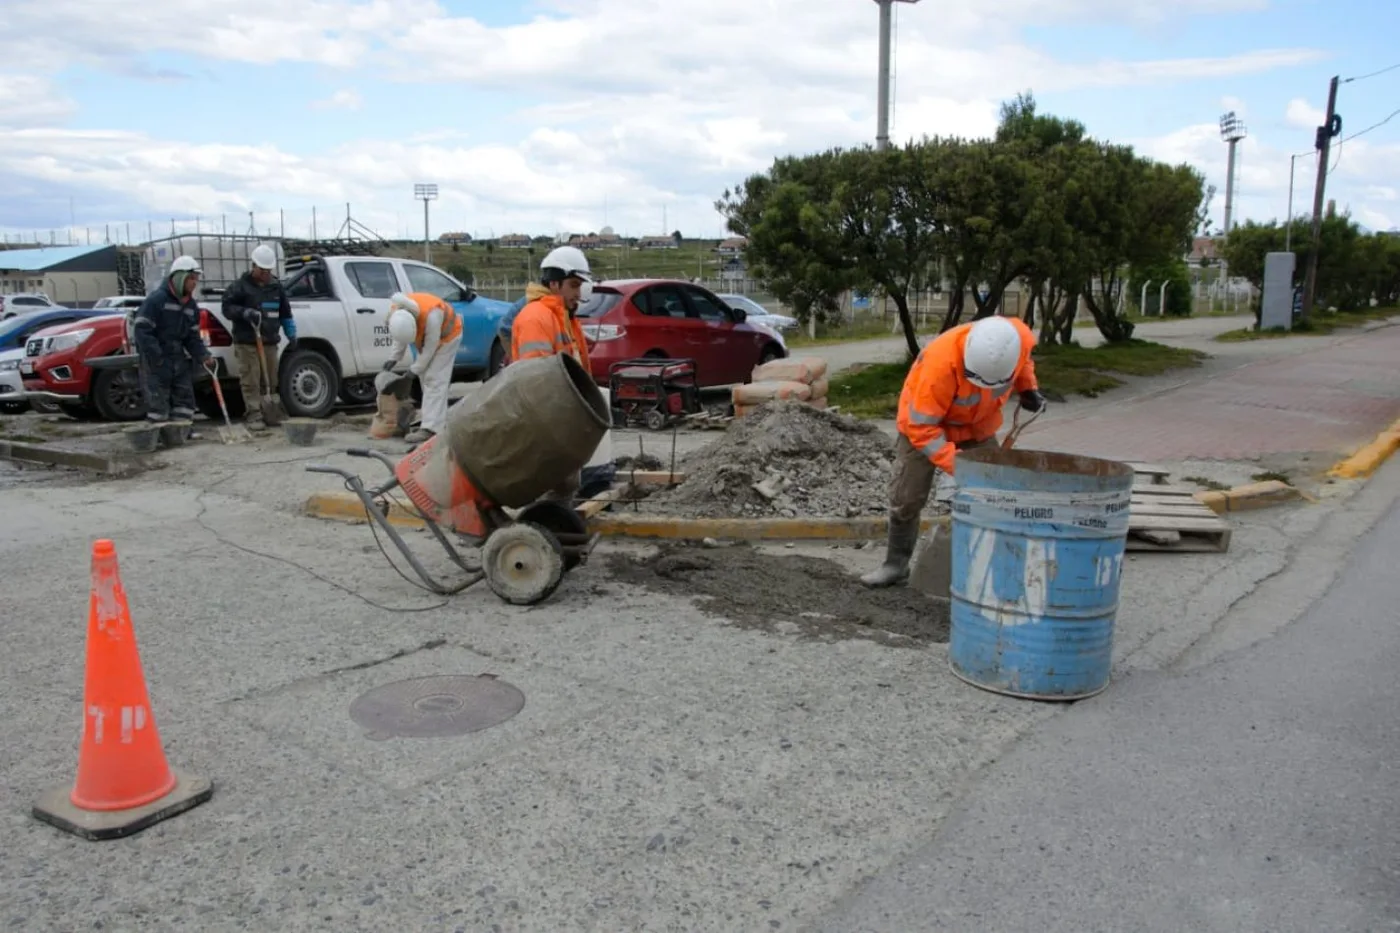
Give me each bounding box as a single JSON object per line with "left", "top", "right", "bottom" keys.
{"left": 1131, "top": 483, "right": 1205, "bottom": 497}
{"left": 1129, "top": 515, "right": 1232, "bottom": 533}
{"left": 576, "top": 485, "right": 628, "bottom": 520}
{"left": 1127, "top": 531, "right": 1232, "bottom": 553}
{"left": 1132, "top": 504, "right": 1225, "bottom": 518}
{"left": 613, "top": 469, "right": 686, "bottom": 485}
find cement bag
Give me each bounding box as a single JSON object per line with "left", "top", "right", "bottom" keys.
{"left": 807, "top": 396, "right": 828, "bottom": 410}
{"left": 732, "top": 380, "right": 812, "bottom": 405}
{"left": 447, "top": 353, "right": 609, "bottom": 507}
{"left": 807, "top": 377, "right": 829, "bottom": 401}
{"left": 751, "top": 356, "right": 828, "bottom": 384}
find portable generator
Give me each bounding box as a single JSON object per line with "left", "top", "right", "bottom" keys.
{"left": 608, "top": 357, "right": 702, "bottom": 430}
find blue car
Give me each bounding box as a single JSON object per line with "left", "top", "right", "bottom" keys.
{"left": 0, "top": 307, "right": 123, "bottom": 352}
{"left": 448, "top": 290, "right": 518, "bottom": 378}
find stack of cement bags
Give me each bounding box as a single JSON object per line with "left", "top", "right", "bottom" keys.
{"left": 731, "top": 356, "right": 829, "bottom": 417}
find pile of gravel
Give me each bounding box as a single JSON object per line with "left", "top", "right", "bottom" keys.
{"left": 642, "top": 401, "right": 900, "bottom": 519}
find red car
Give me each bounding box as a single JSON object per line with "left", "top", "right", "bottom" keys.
{"left": 573, "top": 279, "right": 788, "bottom": 387}
{"left": 21, "top": 309, "right": 243, "bottom": 421}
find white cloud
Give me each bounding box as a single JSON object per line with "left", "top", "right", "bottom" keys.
{"left": 1132, "top": 101, "right": 1400, "bottom": 233}
{"left": 0, "top": 0, "right": 1389, "bottom": 241}
{"left": 1286, "top": 97, "right": 1325, "bottom": 129}
{"left": 310, "top": 90, "right": 362, "bottom": 111}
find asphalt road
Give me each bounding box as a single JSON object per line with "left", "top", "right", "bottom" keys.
{"left": 813, "top": 459, "right": 1400, "bottom": 933}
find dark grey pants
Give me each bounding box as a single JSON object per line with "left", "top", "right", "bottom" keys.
{"left": 140, "top": 351, "right": 196, "bottom": 422}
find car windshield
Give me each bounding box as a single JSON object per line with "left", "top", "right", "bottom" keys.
{"left": 575, "top": 290, "right": 623, "bottom": 318}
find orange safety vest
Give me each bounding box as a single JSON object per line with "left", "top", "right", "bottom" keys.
{"left": 404, "top": 292, "right": 462, "bottom": 347}
{"left": 510, "top": 290, "right": 590, "bottom": 371}
{"left": 895, "top": 316, "right": 1038, "bottom": 474}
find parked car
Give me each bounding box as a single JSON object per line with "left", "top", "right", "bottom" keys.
{"left": 22, "top": 254, "right": 518, "bottom": 422}
{"left": 498, "top": 278, "right": 787, "bottom": 388}
{"left": 0, "top": 308, "right": 126, "bottom": 413}
{"left": 715, "top": 293, "right": 799, "bottom": 333}
{"left": 20, "top": 315, "right": 150, "bottom": 420}
{"left": 0, "top": 292, "right": 65, "bottom": 321}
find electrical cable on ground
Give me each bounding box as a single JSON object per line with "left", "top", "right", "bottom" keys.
{"left": 190, "top": 451, "right": 451, "bottom": 613}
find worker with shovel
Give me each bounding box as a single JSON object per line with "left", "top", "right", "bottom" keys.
{"left": 861, "top": 315, "right": 1045, "bottom": 588}
{"left": 222, "top": 244, "right": 295, "bottom": 431}
{"left": 383, "top": 292, "right": 462, "bottom": 447}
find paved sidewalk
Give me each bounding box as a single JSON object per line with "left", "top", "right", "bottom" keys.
{"left": 1018, "top": 323, "right": 1400, "bottom": 463}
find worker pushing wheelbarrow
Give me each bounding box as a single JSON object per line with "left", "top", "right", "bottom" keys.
{"left": 307, "top": 353, "right": 613, "bottom": 606}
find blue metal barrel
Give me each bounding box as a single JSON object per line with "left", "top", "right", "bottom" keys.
{"left": 947, "top": 447, "right": 1135, "bottom": 701}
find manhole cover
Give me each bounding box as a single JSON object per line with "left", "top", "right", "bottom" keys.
{"left": 348, "top": 674, "right": 525, "bottom": 739}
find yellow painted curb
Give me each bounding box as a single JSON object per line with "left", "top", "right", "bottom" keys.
{"left": 1194, "top": 480, "right": 1304, "bottom": 515}
{"left": 304, "top": 491, "right": 425, "bottom": 528}
{"left": 590, "top": 513, "right": 949, "bottom": 541}
{"left": 303, "top": 490, "right": 946, "bottom": 541}
{"left": 1328, "top": 417, "right": 1400, "bottom": 480}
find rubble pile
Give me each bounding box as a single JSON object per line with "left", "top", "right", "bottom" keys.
{"left": 643, "top": 401, "right": 898, "bottom": 519}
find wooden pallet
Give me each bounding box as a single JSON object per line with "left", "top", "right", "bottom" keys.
{"left": 1128, "top": 483, "right": 1233, "bottom": 553}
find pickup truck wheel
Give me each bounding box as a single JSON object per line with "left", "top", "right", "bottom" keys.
{"left": 195, "top": 381, "right": 246, "bottom": 421}
{"left": 92, "top": 368, "right": 146, "bottom": 421}
{"left": 280, "top": 348, "right": 339, "bottom": 419}
{"left": 339, "top": 377, "right": 377, "bottom": 406}
{"left": 59, "top": 402, "right": 91, "bottom": 419}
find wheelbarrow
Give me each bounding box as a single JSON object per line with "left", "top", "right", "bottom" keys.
{"left": 306, "top": 443, "right": 599, "bottom": 606}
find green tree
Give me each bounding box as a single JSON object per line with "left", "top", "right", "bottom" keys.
{"left": 716, "top": 151, "right": 856, "bottom": 330}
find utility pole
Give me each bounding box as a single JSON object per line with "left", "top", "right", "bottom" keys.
{"left": 1301, "top": 75, "right": 1341, "bottom": 323}
{"left": 414, "top": 183, "right": 438, "bottom": 263}
{"left": 872, "top": 0, "right": 921, "bottom": 150}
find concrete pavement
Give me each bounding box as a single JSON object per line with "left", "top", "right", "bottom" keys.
{"left": 0, "top": 412, "right": 1375, "bottom": 932}
{"left": 813, "top": 456, "right": 1400, "bottom": 933}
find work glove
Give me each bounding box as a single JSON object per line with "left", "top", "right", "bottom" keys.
{"left": 381, "top": 358, "right": 398, "bottom": 372}
{"left": 1019, "top": 389, "right": 1046, "bottom": 413}
{"left": 245, "top": 309, "right": 261, "bottom": 326}
{"left": 284, "top": 338, "right": 298, "bottom": 353}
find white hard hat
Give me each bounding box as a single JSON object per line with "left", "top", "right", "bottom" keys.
{"left": 251, "top": 244, "right": 277, "bottom": 271}
{"left": 539, "top": 245, "right": 593, "bottom": 282}
{"left": 963, "top": 316, "right": 1022, "bottom": 388}
{"left": 388, "top": 308, "right": 417, "bottom": 346}
{"left": 169, "top": 255, "right": 202, "bottom": 275}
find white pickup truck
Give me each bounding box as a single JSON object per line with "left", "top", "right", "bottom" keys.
{"left": 51, "top": 251, "right": 519, "bottom": 421}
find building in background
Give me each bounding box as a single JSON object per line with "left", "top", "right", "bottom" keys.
{"left": 0, "top": 244, "right": 121, "bottom": 306}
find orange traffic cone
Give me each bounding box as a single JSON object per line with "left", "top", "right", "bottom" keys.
{"left": 33, "top": 539, "right": 213, "bottom": 840}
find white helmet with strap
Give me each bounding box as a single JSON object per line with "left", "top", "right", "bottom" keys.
{"left": 963, "top": 316, "right": 1022, "bottom": 388}
{"left": 387, "top": 293, "right": 420, "bottom": 345}
{"left": 539, "top": 245, "right": 593, "bottom": 282}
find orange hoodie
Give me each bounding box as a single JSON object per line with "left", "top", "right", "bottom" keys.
{"left": 510, "top": 283, "right": 590, "bottom": 370}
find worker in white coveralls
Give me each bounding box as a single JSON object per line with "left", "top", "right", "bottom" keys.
{"left": 383, "top": 291, "right": 462, "bottom": 446}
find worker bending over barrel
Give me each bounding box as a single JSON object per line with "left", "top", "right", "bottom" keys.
{"left": 861, "top": 315, "right": 1046, "bottom": 588}
{"left": 384, "top": 291, "right": 462, "bottom": 446}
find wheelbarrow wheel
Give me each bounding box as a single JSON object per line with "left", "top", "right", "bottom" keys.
{"left": 517, "top": 500, "right": 588, "bottom": 571}
{"left": 480, "top": 522, "right": 564, "bottom": 606}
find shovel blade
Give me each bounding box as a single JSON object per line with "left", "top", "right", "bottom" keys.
{"left": 908, "top": 523, "right": 953, "bottom": 599}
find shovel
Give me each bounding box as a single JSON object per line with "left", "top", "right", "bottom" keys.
{"left": 208, "top": 369, "right": 251, "bottom": 444}
{"left": 253, "top": 327, "right": 286, "bottom": 425}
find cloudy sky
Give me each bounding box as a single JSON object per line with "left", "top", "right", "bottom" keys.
{"left": 0, "top": 0, "right": 1395, "bottom": 246}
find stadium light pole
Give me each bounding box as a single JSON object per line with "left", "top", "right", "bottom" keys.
{"left": 414, "top": 183, "right": 438, "bottom": 263}
{"left": 1219, "top": 112, "right": 1247, "bottom": 235}
{"left": 873, "top": 0, "right": 921, "bottom": 150}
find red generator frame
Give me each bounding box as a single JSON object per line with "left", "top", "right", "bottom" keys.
{"left": 608, "top": 357, "right": 702, "bottom": 430}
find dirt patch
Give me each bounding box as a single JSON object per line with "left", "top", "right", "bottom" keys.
{"left": 640, "top": 401, "right": 907, "bottom": 519}
{"left": 606, "top": 544, "right": 949, "bottom": 647}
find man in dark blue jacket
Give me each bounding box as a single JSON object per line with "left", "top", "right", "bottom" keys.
{"left": 220, "top": 244, "right": 295, "bottom": 429}
{"left": 133, "top": 255, "right": 215, "bottom": 430}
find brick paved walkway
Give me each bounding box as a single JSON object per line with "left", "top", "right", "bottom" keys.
{"left": 1019, "top": 324, "right": 1400, "bottom": 462}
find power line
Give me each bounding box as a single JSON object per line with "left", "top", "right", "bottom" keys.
{"left": 1341, "top": 106, "right": 1400, "bottom": 143}
{"left": 1344, "top": 62, "right": 1400, "bottom": 84}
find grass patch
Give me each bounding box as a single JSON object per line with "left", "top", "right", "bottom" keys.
{"left": 826, "top": 339, "right": 1208, "bottom": 417}
{"left": 1216, "top": 306, "right": 1400, "bottom": 342}
{"left": 1251, "top": 470, "right": 1291, "bottom": 484}
{"left": 1185, "top": 475, "right": 1231, "bottom": 491}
